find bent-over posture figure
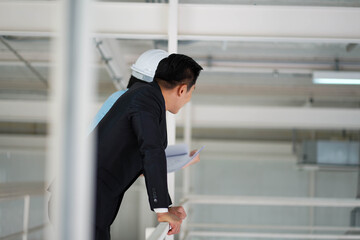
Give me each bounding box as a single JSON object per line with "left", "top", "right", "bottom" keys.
{"left": 94, "top": 53, "right": 202, "bottom": 239}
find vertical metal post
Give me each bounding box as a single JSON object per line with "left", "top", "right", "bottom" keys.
{"left": 183, "top": 102, "right": 192, "bottom": 196}
{"left": 48, "top": 0, "right": 95, "bottom": 240}
{"left": 308, "top": 170, "right": 316, "bottom": 234}
{"left": 167, "top": 0, "right": 178, "bottom": 202}
{"left": 180, "top": 102, "right": 192, "bottom": 240}
{"left": 22, "top": 195, "right": 30, "bottom": 240}
{"left": 356, "top": 136, "right": 360, "bottom": 199}
{"left": 167, "top": 1, "right": 178, "bottom": 240}
{"left": 168, "top": 0, "right": 178, "bottom": 54}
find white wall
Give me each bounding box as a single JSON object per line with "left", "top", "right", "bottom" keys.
{"left": 176, "top": 140, "right": 358, "bottom": 239}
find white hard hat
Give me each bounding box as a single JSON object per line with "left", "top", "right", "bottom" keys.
{"left": 131, "top": 49, "right": 169, "bottom": 82}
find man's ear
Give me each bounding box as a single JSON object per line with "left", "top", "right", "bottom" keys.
{"left": 177, "top": 84, "right": 187, "bottom": 97}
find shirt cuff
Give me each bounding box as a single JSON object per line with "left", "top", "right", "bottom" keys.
{"left": 154, "top": 208, "right": 168, "bottom": 213}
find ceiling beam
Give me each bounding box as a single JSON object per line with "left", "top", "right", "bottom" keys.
{"left": 195, "top": 83, "right": 360, "bottom": 98}
{"left": 0, "top": 100, "right": 102, "bottom": 123}
{"left": 0, "top": 100, "right": 48, "bottom": 122}
{"left": 1, "top": 100, "right": 359, "bottom": 130}
{"left": 0, "top": 134, "right": 46, "bottom": 149}
{"left": 176, "top": 105, "right": 360, "bottom": 130}
{"left": 178, "top": 4, "right": 360, "bottom": 43}
{"left": 0, "top": 2, "right": 359, "bottom": 43}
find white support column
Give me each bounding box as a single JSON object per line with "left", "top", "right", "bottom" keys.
{"left": 22, "top": 195, "right": 30, "bottom": 240}
{"left": 308, "top": 170, "right": 316, "bottom": 234}
{"left": 166, "top": 0, "right": 178, "bottom": 202}
{"left": 183, "top": 102, "right": 192, "bottom": 196}
{"left": 180, "top": 102, "right": 192, "bottom": 240}
{"left": 48, "top": 0, "right": 95, "bottom": 240}
{"left": 166, "top": 109, "right": 176, "bottom": 199}
{"left": 166, "top": 1, "right": 178, "bottom": 240}
{"left": 168, "top": 0, "right": 178, "bottom": 55}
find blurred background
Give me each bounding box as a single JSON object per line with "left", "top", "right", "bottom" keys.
{"left": 0, "top": 0, "right": 360, "bottom": 240}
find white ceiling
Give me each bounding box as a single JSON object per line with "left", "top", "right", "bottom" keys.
{"left": 1, "top": 37, "right": 359, "bottom": 105}
{"left": 0, "top": 1, "right": 359, "bottom": 139}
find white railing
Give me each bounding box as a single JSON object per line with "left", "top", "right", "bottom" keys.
{"left": 188, "top": 223, "right": 360, "bottom": 233}
{"left": 146, "top": 222, "right": 170, "bottom": 240}
{"left": 0, "top": 224, "right": 47, "bottom": 240}
{"left": 182, "top": 194, "right": 360, "bottom": 207}
{"left": 187, "top": 231, "right": 360, "bottom": 239}
{"left": 0, "top": 182, "right": 46, "bottom": 240}
{"left": 180, "top": 194, "right": 360, "bottom": 240}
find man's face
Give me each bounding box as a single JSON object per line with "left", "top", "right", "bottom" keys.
{"left": 172, "top": 84, "right": 195, "bottom": 114}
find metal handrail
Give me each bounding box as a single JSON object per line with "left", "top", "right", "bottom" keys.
{"left": 0, "top": 182, "right": 45, "bottom": 199}
{"left": 0, "top": 224, "right": 47, "bottom": 240}
{"left": 181, "top": 194, "right": 360, "bottom": 207}
{"left": 187, "top": 231, "right": 360, "bottom": 239}
{"left": 180, "top": 195, "right": 360, "bottom": 240}
{"left": 146, "top": 222, "right": 169, "bottom": 240}
{"left": 0, "top": 182, "right": 46, "bottom": 240}
{"left": 187, "top": 223, "right": 360, "bottom": 232}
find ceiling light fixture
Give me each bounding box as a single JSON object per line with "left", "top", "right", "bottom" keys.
{"left": 313, "top": 71, "right": 360, "bottom": 85}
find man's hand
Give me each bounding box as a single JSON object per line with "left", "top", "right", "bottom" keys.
{"left": 157, "top": 212, "right": 182, "bottom": 235}
{"left": 182, "top": 149, "right": 200, "bottom": 169}
{"left": 169, "top": 206, "right": 187, "bottom": 219}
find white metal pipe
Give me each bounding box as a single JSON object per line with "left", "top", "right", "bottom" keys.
{"left": 48, "top": 0, "right": 95, "bottom": 240}
{"left": 183, "top": 102, "right": 192, "bottom": 152}
{"left": 22, "top": 195, "right": 30, "bottom": 240}
{"left": 168, "top": 0, "right": 178, "bottom": 54}
{"left": 188, "top": 223, "right": 360, "bottom": 232}
{"left": 94, "top": 38, "right": 127, "bottom": 90}
{"left": 308, "top": 170, "right": 316, "bottom": 234}
{"left": 146, "top": 223, "right": 169, "bottom": 240}
{"left": 188, "top": 231, "right": 360, "bottom": 239}
{"left": 3, "top": 101, "right": 360, "bottom": 130}
{"left": 166, "top": 0, "right": 178, "bottom": 205}
{"left": 183, "top": 102, "right": 192, "bottom": 196}
{"left": 176, "top": 105, "right": 360, "bottom": 130}
{"left": 181, "top": 102, "right": 192, "bottom": 240}
{"left": 179, "top": 35, "right": 360, "bottom": 44}
{"left": 166, "top": 2, "right": 178, "bottom": 240}
{"left": 182, "top": 167, "right": 190, "bottom": 196}
{"left": 183, "top": 195, "right": 360, "bottom": 207}
{"left": 0, "top": 224, "right": 47, "bottom": 240}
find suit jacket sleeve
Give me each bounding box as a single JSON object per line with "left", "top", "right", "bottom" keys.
{"left": 129, "top": 94, "right": 171, "bottom": 210}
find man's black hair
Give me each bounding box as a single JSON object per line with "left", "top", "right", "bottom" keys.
{"left": 153, "top": 53, "right": 202, "bottom": 91}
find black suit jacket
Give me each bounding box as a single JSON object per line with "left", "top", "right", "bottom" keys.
{"left": 95, "top": 81, "right": 171, "bottom": 211}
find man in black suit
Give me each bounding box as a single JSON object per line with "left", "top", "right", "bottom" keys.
{"left": 94, "top": 53, "right": 203, "bottom": 239}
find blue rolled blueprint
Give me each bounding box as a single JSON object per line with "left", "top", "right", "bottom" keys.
{"left": 166, "top": 144, "right": 205, "bottom": 172}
